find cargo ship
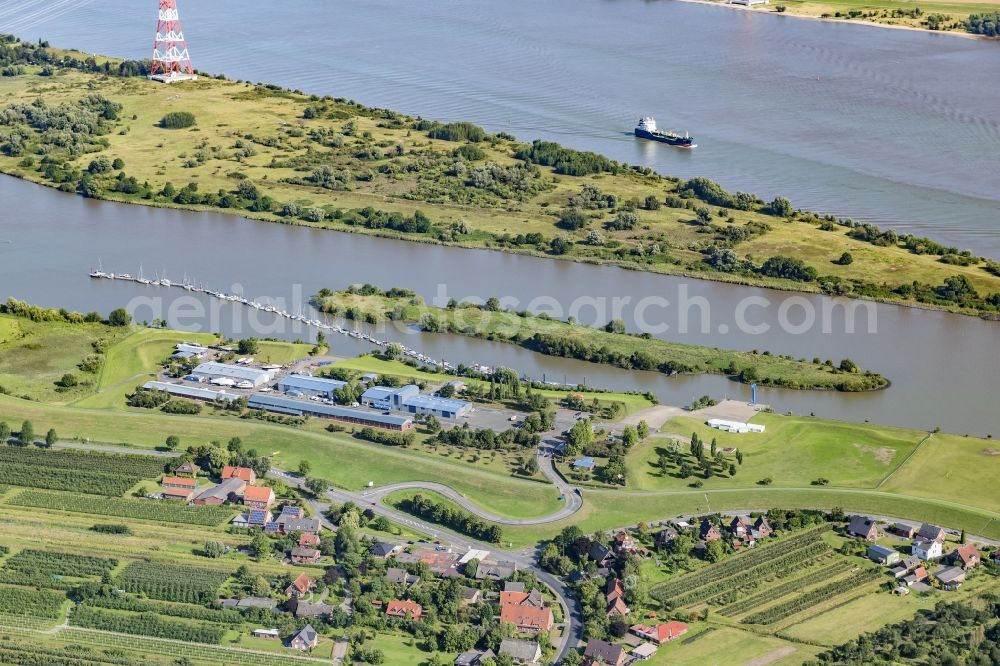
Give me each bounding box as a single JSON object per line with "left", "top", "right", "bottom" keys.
{"left": 634, "top": 117, "right": 696, "bottom": 148}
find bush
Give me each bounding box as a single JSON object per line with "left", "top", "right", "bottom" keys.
{"left": 428, "top": 122, "right": 486, "bottom": 142}
{"left": 159, "top": 111, "right": 196, "bottom": 129}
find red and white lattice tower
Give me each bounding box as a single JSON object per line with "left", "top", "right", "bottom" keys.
{"left": 149, "top": 0, "right": 197, "bottom": 83}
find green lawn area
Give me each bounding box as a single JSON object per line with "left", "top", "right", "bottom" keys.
{"left": 73, "top": 328, "right": 218, "bottom": 409}
{"left": 0, "top": 394, "right": 562, "bottom": 521}
{"left": 879, "top": 432, "right": 1000, "bottom": 513}
{"left": 630, "top": 413, "right": 924, "bottom": 491}
{"left": 0, "top": 314, "right": 125, "bottom": 403}
{"left": 253, "top": 340, "right": 316, "bottom": 365}
{"left": 649, "top": 624, "right": 819, "bottom": 665}
{"left": 780, "top": 576, "right": 1000, "bottom": 645}
{"left": 365, "top": 631, "right": 442, "bottom": 665}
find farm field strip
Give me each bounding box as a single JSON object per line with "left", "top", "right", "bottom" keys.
{"left": 651, "top": 526, "right": 829, "bottom": 601}
{"left": 7, "top": 489, "right": 235, "bottom": 526}
{"left": 742, "top": 568, "right": 882, "bottom": 625}
{"left": 668, "top": 541, "right": 833, "bottom": 608}
{"left": 719, "top": 559, "right": 857, "bottom": 617}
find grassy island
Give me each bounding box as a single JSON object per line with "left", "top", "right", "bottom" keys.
{"left": 0, "top": 38, "right": 998, "bottom": 317}
{"left": 312, "top": 286, "right": 888, "bottom": 391}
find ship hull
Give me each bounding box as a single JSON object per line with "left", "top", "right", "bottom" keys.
{"left": 635, "top": 127, "right": 696, "bottom": 148}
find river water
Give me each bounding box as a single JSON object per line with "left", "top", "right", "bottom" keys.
{"left": 6, "top": 0, "right": 1000, "bottom": 256}
{"left": 2, "top": 176, "right": 997, "bottom": 434}
{"left": 0, "top": 0, "right": 998, "bottom": 432}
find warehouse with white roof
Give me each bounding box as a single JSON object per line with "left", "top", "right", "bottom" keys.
{"left": 190, "top": 362, "right": 274, "bottom": 388}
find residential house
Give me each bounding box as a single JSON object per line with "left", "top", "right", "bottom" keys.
{"left": 290, "top": 546, "right": 321, "bottom": 565}
{"left": 654, "top": 528, "right": 678, "bottom": 550}
{"left": 252, "top": 628, "right": 280, "bottom": 640}
{"left": 583, "top": 639, "right": 627, "bottom": 666}
{"left": 951, "top": 544, "right": 981, "bottom": 570}
{"left": 385, "top": 567, "right": 419, "bottom": 586}
{"left": 222, "top": 465, "right": 257, "bottom": 484}
{"left": 868, "top": 544, "right": 901, "bottom": 565}
{"left": 460, "top": 586, "right": 482, "bottom": 606}
{"left": 847, "top": 516, "right": 879, "bottom": 541}
{"left": 270, "top": 515, "right": 322, "bottom": 535}
{"left": 917, "top": 523, "right": 946, "bottom": 543}
{"left": 730, "top": 516, "right": 750, "bottom": 538}
{"left": 612, "top": 531, "right": 636, "bottom": 553}
{"left": 700, "top": 519, "right": 722, "bottom": 542}
{"left": 386, "top": 599, "right": 423, "bottom": 622}
{"left": 890, "top": 556, "right": 922, "bottom": 579}
{"left": 475, "top": 561, "right": 518, "bottom": 581}
{"left": 629, "top": 621, "right": 689, "bottom": 645}
{"left": 588, "top": 542, "right": 615, "bottom": 568}
{"left": 246, "top": 508, "right": 272, "bottom": 528}
{"left": 299, "top": 533, "right": 321, "bottom": 548}
{"left": 370, "top": 541, "right": 401, "bottom": 559}
{"left": 631, "top": 643, "right": 658, "bottom": 661}
{"left": 455, "top": 649, "right": 497, "bottom": 666}
{"left": 500, "top": 604, "right": 554, "bottom": 633}
{"left": 606, "top": 578, "right": 630, "bottom": 617}
{"left": 498, "top": 638, "right": 541, "bottom": 664}
{"left": 285, "top": 573, "right": 315, "bottom": 598}
{"left": 287, "top": 598, "right": 332, "bottom": 619}
{"left": 162, "top": 476, "right": 197, "bottom": 490}
{"left": 912, "top": 538, "right": 944, "bottom": 561}
{"left": 902, "top": 566, "right": 929, "bottom": 586}
{"left": 753, "top": 516, "right": 773, "bottom": 538}
{"left": 242, "top": 485, "right": 275, "bottom": 510}
{"left": 174, "top": 461, "right": 201, "bottom": 477}
{"left": 573, "top": 457, "right": 597, "bottom": 471}
{"left": 934, "top": 566, "right": 967, "bottom": 590}
{"left": 893, "top": 523, "right": 916, "bottom": 539}
{"left": 289, "top": 624, "right": 319, "bottom": 651}
{"left": 501, "top": 590, "right": 544, "bottom": 608}
{"left": 193, "top": 478, "right": 246, "bottom": 506}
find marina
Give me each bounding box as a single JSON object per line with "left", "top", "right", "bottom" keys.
{"left": 89, "top": 268, "right": 490, "bottom": 376}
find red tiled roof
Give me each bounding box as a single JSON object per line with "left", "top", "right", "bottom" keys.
{"left": 954, "top": 544, "right": 980, "bottom": 566}
{"left": 160, "top": 487, "right": 193, "bottom": 499}
{"left": 162, "top": 476, "right": 197, "bottom": 488}
{"left": 243, "top": 485, "right": 274, "bottom": 503}
{"left": 500, "top": 603, "right": 552, "bottom": 631}
{"left": 386, "top": 600, "right": 423, "bottom": 620}
{"left": 288, "top": 573, "right": 314, "bottom": 594}
{"left": 222, "top": 466, "right": 255, "bottom": 482}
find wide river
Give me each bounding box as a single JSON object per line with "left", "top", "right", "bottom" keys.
{"left": 0, "top": 0, "right": 998, "bottom": 433}
{"left": 5, "top": 0, "right": 1000, "bottom": 255}
{"left": 2, "top": 177, "right": 998, "bottom": 434}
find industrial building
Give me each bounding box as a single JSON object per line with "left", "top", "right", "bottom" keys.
{"left": 706, "top": 418, "right": 765, "bottom": 434}
{"left": 277, "top": 374, "right": 347, "bottom": 399}
{"left": 248, "top": 394, "right": 413, "bottom": 431}
{"left": 361, "top": 385, "right": 420, "bottom": 410}
{"left": 172, "top": 343, "right": 210, "bottom": 360}
{"left": 401, "top": 393, "right": 472, "bottom": 419}
{"left": 142, "top": 381, "right": 238, "bottom": 403}
{"left": 361, "top": 385, "right": 472, "bottom": 419}
{"left": 190, "top": 362, "right": 274, "bottom": 388}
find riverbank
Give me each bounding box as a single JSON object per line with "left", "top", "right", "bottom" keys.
{"left": 1, "top": 40, "right": 999, "bottom": 318}
{"left": 311, "top": 287, "right": 888, "bottom": 391}
{"left": 677, "top": 0, "right": 1000, "bottom": 36}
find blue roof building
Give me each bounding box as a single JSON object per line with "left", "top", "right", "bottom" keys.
{"left": 277, "top": 374, "right": 348, "bottom": 398}
{"left": 361, "top": 385, "right": 471, "bottom": 419}
{"left": 573, "top": 457, "right": 597, "bottom": 471}
{"left": 361, "top": 385, "right": 420, "bottom": 410}
{"left": 401, "top": 393, "right": 472, "bottom": 419}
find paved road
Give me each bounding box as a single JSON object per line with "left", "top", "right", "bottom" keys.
{"left": 269, "top": 470, "right": 582, "bottom": 663}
